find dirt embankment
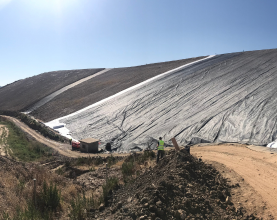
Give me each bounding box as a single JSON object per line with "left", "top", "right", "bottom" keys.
{"left": 96, "top": 149, "right": 262, "bottom": 220}
{"left": 191, "top": 144, "right": 277, "bottom": 219}
{"left": 0, "top": 68, "right": 104, "bottom": 112}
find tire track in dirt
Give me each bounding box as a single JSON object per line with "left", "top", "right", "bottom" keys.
{"left": 191, "top": 144, "right": 277, "bottom": 219}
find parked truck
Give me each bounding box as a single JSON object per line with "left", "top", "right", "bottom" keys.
{"left": 72, "top": 140, "right": 80, "bottom": 150}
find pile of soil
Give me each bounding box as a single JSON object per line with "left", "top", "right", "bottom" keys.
{"left": 94, "top": 149, "right": 259, "bottom": 220}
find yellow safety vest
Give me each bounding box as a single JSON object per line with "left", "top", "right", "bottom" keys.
{"left": 158, "top": 140, "right": 164, "bottom": 150}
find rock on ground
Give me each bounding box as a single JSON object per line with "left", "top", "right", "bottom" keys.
{"left": 93, "top": 149, "right": 260, "bottom": 220}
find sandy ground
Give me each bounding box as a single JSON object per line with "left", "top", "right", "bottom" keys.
{"left": 191, "top": 143, "right": 277, "bottom": 219}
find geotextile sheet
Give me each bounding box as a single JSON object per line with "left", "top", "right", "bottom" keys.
{"left": 50, "top": 49, "right": 277, "bottom": 152}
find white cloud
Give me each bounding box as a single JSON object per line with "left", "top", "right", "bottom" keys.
{"left": 0, "top": 0, "right": 12, "bottom": 10}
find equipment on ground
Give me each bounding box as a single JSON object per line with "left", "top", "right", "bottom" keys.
{"left": 72, "top": 141, "right": 80, "bottom": 150}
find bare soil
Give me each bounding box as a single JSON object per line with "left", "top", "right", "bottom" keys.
{"left": 0, "top": 68, "right": 104, "bottom": 111}
{"left": 191, "top": 143, "right": 277, "bottom": 219}
{"left": 97, "top": 149, "right": 261, "bottom": 219}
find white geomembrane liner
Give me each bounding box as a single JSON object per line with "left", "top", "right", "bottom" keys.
{"left": 267, "top": 141, "right": 277, "bottom": 148}
{"left": 44, "top": 50, "right": 277, "bottom": 151}
{"left": 45, "top": 55, "right": 215, "bottom": 141}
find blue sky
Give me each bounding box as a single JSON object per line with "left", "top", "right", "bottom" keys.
{"left": 1, "top": 0, "right": 277, "bottom": 86}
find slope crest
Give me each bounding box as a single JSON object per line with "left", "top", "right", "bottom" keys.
{"left": 0, "top": 68, "right": 104, "bottom": 111}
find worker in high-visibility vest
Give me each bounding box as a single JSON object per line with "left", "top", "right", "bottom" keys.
{"left": 157, "top": 137, "right": 165, "bottom": 163}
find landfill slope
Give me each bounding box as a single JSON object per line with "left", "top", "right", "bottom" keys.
{"left": 31, "top": 56, "right": 206, "bottom": 122}
{"left": 0, "top": 68, "right": 104, "bottom": 111}
{"left": 59, "top": 49, "right": 277, "bottom": 151}
{"left": 25, "top": 69, "right": 111, "bottom": 113}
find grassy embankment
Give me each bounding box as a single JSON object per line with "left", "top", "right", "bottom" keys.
{"left": 0, "top": 110, "right": 68, "bottom": 143}
{"left": 0, "top": 118, "right": 53, "bottom": 161}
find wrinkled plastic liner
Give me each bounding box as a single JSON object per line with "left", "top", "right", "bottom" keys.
{"left": 58, "top": 49, "right": 277, "bottom": 152}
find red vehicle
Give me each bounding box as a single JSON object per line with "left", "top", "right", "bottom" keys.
{"left": 72, "top": 141, "right": 80, "bottom": 150}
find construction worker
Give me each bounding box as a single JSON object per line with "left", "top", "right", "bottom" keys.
{"left": 157, "top": 137, "right": 165, "bottom": 163}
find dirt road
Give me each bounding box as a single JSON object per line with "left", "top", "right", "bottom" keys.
{"left": 191, "top": 144, "right": 277, "bottom": 219}
{"left": 1, "top": 115, "right": 81, "bottom": 157}
{"left": 1, "top": 115, "right": 130, "bottom": 158}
